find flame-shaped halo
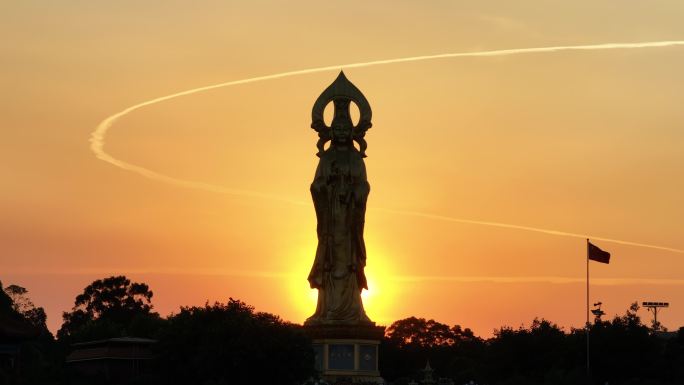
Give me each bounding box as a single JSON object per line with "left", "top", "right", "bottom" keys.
{"left": 311, "top": 71, "right": 372, "bottom": 157}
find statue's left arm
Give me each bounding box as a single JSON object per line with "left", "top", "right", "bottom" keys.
{"left": 308, "top": 158, "right": 331, "bottom": 289}
{"left": 352, "top": 156, "right": 370, "bottom": 290}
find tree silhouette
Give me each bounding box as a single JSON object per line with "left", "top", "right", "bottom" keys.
{"left": 57, "top": 275, "right": 161, "bottom": 343}
{"left": 3, "top": 284, "right": 48, "bottom": 332}
{"left": 486, "top": 319, "right": 575, "bottom": 385}
{"left": 382, "top": 317, "right": 484, "bottom": 383}
{"left": 582, "top": 302, "right": 663, "bottom": 385}
{"left": 0, "top": 280, "right": 62, "bottom": 385}
{"left": 152, "top": 299, "right": 314, "bottom": 385}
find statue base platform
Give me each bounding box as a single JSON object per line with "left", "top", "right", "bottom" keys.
{"left": 304, "top": 324, "right": 385, "bottom": 384}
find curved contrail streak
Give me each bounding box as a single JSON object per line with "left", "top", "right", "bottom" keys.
{"left": 90, "top": 40, "right": 684, "bottom": 254}
{"left": 373, "top": 208, "right": 684, "bottom": 254}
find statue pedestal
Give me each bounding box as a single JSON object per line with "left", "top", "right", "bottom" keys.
{"left": 304, "top": 324, "right": 385, "bottom": 384}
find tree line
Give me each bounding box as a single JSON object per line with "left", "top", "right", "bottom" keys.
{"left": 1, "top": 276, "right": 683, "bottom": 385}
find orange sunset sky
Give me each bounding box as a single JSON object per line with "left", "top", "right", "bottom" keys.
{"left": 2, "top": 1, "right": 684, "bottom": 336}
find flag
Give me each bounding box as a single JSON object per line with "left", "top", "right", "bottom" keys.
{"left": 588, "top": 241, "right": 610, "bottom": 264}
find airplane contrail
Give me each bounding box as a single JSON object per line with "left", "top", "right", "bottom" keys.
{"left": 372, "top": 208, "right": 684, "bottom": 254}
{"left": 90, "top": 40, "right": 684, "bottom": 254}
{"left": 390, "top": 275, "right": 684, "bottom": 286}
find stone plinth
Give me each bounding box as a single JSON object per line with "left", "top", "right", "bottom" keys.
{"left": 304, "top": 324, "right": 385, "bottom": 384}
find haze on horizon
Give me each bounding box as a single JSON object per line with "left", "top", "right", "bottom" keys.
{"left": 2, "top": 1, "right": 684, "bottom": 336}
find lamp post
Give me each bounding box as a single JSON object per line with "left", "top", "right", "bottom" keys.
{"left": 591, "top": 302, "right": 605, "bottom": 323}
{"left": 642, "top": 301, "right": 669, "bottom": 331}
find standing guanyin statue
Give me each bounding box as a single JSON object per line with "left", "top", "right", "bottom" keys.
{"left": 306, "top": 71, "right": 374, "bottom": 326}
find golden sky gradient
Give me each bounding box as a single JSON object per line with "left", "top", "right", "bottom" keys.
{"left": 2, "top": 1, "right": 684, "bottom": 336}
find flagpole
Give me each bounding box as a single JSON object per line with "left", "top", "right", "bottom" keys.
{"left": 586, "top": 238, "right": 590, "bottom": 380}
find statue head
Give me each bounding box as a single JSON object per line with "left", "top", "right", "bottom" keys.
{"left": 330, "top": 98, "right": 353, "bottom": 146}
{"left": 311, "top": 71, "right": 372, "bottom": 156}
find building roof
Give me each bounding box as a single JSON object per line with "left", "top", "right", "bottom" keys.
{"left": 66, "top": 338, "right": 157, "bottom": 363}
{"left": 71, "top": 337, "right": 157, "bottom": 348}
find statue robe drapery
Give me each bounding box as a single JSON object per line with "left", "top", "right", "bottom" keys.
{"left": 306, "top": 144, "right": 371, "bottom": 325}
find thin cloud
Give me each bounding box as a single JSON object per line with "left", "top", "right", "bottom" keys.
{"left": 11, "top": 270, "right": 684, "bottom": 286}
{"left": 372, "top": 208, "right": 684, "bottom": 254}
{"left": 392, "top": 275, "right": 684, "bottom": 286}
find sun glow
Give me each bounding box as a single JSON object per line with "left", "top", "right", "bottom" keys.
{"left": 286, "top": 242, "right": 397, "bottom": 325}
{"left": 360, "top": 244, "right": 397, "bottom": 326}
{"left": 286, "top": 243, "right": 318, "bottom": 323}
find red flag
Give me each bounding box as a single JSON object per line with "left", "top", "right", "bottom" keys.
{"left": 588, "top": 241, "right": 610, "bottom": 264}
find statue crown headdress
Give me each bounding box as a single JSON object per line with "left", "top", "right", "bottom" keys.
{"left": 311, "top": 71, "right": 372, "bottom": 157}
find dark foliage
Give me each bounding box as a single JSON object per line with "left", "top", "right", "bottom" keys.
{"left": 577, "top": 303, "right": 667, "bottom": 385}
{"left": 0, "top": 282, "right": 13, "bottom": 311}
{"left": 3, "top": 284, "right": 50, "bottom": 336}
{"left": 150, "top": 299, "right": 314, "bottom": 385}
{"left": 486, "top": 319, "right": 582, "bottom": 385}
{"left": 381, "top": 317, "right": 484, "bottom": 383}
{"left": 57, "top": 275, "right": 162, "bottom": 344}
{"left": 381, "top": 305, "right": 684, "bottom": 385}
{"left": 0, "top": 281, "right": 63, "bottom": 385}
